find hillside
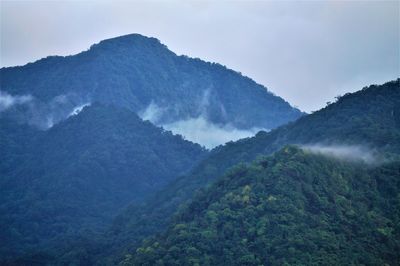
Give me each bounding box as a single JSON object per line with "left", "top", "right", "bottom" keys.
{"left": 0, "top": 104, "right": 206, "bottom": 260}
{"left": 2, "top": 82, "right": 398, "bottom": 265}
{"left": 130, "top": 146, "right": 400, "bottom": 265}
{"left": 0, "top": 34, "right": 302, "bottom": 132}
{"left": 91, "top": 79, "right": 399, "bottom": 264}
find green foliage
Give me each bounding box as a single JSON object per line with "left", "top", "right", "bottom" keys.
{"left": 86, "top": 79, "right": 400, "bottom": 264}
{"left": 1, "top": 62, "right": 399, "bottom": 265}
{"left": 0, "top": 104, "right": 206, "bottom": 261}
{"left": 129, "top": 146, "right": 400, "bottom": 265}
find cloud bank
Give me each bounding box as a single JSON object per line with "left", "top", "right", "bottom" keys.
{"left": 163, "top": 116, "right": 266, "bottom": 149}
{"left": 139, "top": 101, "right": 267, "bottom": 148}
{"left": 139, "top": 101, "right": 165, "bottom": 124}
{"left": 0, "top": 90, "right": 91, "bottom": 129}
{"left": 301, "top": 144, "right": 378, "bottom": 164}
{"left": 0, "top": 91, "right": 33, "bottom": 112}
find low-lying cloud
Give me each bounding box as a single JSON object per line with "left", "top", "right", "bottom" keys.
{"left": 0, "top": 90, "right": 91, "bottom": 129}
{"left": 162, "top": 116, "right": 266, "bottom": 149}
{"left": 139, "top": 100, "right": 267, "bottom": 149}
{"left": 139, "top": 101, "right": 165, "bottom": 124}
{"left": 301, "top": 144, "right": 379, "bottom": 164}
{"left": 0, "top": 91, "right": 33, "bottom": 112}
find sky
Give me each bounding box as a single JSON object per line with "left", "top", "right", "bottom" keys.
{"left": 1, "top": 0, "right": 399, "bottom": 112}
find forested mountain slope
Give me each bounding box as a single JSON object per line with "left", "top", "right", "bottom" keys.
{"left": 0, "top": 104, "right": 206, "bottom": 261}
{"left": 130, "top": 146, "right": 400, "bottom": 265}
{"left": 49, "top": 80, "right": 400, "bottom": 265}
{"left": 96, "top": 79, "right": 400, "bottom": 264}
{"left": 0, "top": 34, "right": 302, "bottom": 130}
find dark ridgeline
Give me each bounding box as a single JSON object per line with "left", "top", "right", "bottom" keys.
{"left": 0, "top": 34, "right": 303, "bottom": 130}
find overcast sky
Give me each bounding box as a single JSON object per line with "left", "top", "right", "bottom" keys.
{"left": 1, "top": 0, "right": 399, "bottom": 112}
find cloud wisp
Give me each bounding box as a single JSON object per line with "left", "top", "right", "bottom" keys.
{"left": 139, "top": 101, "right": 165, "bottom": 124}
{"left": 301, "top": 144, "right": 379, "bottom": 164}
{"left": 139, "top": 100, "right": 267, "bottom": 149}
{"left": 0, "top": 90, "right": 91, "bottom": 129}
{"left": 163, "top": 116, "right": 266, "bottom": 149}
{"left": 0, "top": 91, "right": 33, "bottom": 112}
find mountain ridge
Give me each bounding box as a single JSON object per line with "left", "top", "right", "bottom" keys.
{"left": 0, "top": 33, "right": 303, "bottom": 134}
{"left": 47, "top": 79, "right": 399, "bottom": 265}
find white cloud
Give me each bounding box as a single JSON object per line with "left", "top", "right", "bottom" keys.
{"left": 139, "top": 99, "right": 268, "bottom": 148}
{"left": 139, "top": 101, "right": 164, "bottom": 123}
{"left": 0, "top": 90, "right": 92, "bottom": 129}
{"left": 301, "top": 144, "right": 378, "bottom": 164}
{"left": 163, "top": 116, "right": 267, "bottom": 149}
{"left": 0, "top": 90, "right": 33, "bottom": 112}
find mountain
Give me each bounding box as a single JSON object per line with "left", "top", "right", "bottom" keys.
{"left": 130, "top": 146, "right": 400, "bottom": 265}
{"left": 78, "top": 79, "right": 399, "bottom": 264}
{"left": 1, "top": 33, "right": 398, "bottom": 265}
{"left": 0, "top": 104, "right": 206, "bottom": 260}
{"left": 0, "top": 33, "right": 303, "bottom": 264}
{"left": 0, "top": 34, "right": 302, "bottom": 134}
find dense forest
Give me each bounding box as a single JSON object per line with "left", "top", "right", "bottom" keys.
{"left": 129, "top": 146, "right": 400, "bottom": 265}
{"left": 28, "top": 80, "right": 399, "bottom": 265}
{"left": 0, "top": 104, "right": 206, "bottom": 261}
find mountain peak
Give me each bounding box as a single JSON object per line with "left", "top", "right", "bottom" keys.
{"left": 89, "top": 33, "right": 167, "bottom": 52}
{"left": 1, "top": 33, "right": 303, "bottom": 142}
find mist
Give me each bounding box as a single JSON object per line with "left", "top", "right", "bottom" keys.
{"left": 301, "top": 144, "right": 379, "bottom": 164}
{"left": 0, "top": 91, "right": 91, "bottom": 129}
{"left": 139, "top": 101, "right": 165, "bottom": 124}
{"left": 163, "top": 116, "right": 266, "bottom": 149}
{"left": 139, "top": 100, "right": 267, "bottom": 148}
{"left": 0, "top": 91, "right": 33, "bottom": 112}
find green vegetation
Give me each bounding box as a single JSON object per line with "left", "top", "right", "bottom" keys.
{"left": 81, "top": 79, "right": 399, "bottom": 264}
{"left": 129, "top": 146, "right": 400, "bottom": 265}
{"left": 1, "top": 34, "right": 399, "bottom": 265}
{"left": 0, "top": 104, "right": 206, "bottom": 261}
{"left": 38, "top": 79, "right": 400, "bottom": 265}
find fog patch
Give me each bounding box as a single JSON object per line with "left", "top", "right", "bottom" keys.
{"left": 139, "top": 101, "right": 165, "bottom": 123}
{"left": 35, "top": 95, "right": 91, "bottom": 128}
{"left": 0, "top": 91, "right": 33, "bottom": 112}
{"left": 139, "top": 94, "right": 268, "bottom": 148}
{"left": 0, "top": 91, "right": 91, "bottom": 129}
{"left": 301, "top": 144, "right": 379, "bottom": 164}
{"left": 198, "top": 88, "right": 211, "bottom": 114}
{"left": 163, "top": 116, "right": 267, "bottom": 149}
